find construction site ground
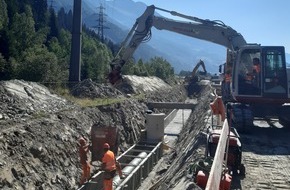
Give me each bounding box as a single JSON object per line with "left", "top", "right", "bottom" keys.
{"left": 233, "top": 125, "right": 290, "bottom": 190}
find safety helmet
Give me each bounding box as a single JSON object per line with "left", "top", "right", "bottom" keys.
{"left": 78, "top": 137, "right": 86, "bottom": 145}
{"left": 103, "top": 143, "right": 110, "bottom": 149}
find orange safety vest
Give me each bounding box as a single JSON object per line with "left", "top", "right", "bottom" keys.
{"left": 225, "top": 73, "right": 231, "bottom": 83}
{"left": 102, "top": 150, "right": 117, "bottom": 171}
{"left": 209, "top": 97, "right": 225, "bottom": 121}
{"left": 253, "top": 65, "right": 261, "bottom": 73}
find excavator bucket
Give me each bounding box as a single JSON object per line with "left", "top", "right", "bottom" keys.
{"left": 108, "top": 69, "right": 122, "bottom": 85}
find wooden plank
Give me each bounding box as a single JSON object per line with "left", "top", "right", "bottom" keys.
{"left": 205, "top": 119, "right": 229, "bottom": 190}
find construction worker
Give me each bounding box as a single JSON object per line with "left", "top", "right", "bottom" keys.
{"left": 252, "top": 58, "right": 261, "bottom": 74}
{"left": 78, "top": 137, "right": 91, "bottom": 185}
{"left": 252, "top": 57, "right": 261, "bottom": 88}
{"left": 102, "top": 143, "right": 124, "bottom": 190}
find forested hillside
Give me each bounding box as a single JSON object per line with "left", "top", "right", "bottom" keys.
{"left": 0, "top": 0, "right": 175, "bottom": 88}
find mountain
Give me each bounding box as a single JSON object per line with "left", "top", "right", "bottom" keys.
{"left": 55, "top": 0, "right": 289, "bottom": 74}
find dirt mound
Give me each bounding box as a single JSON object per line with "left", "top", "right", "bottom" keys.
{"left": 71, "top": 79, "right": 124, "bottom": 98}
{"left": 116, "top": 75, "right": 172, "bottom": 94}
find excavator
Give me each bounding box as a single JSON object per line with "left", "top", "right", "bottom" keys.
{"left": 108, "top": 5, "right": 290, "bottom": 131}
{"left": 184, "top": 59, "right": 208, "bottom": 96}
{"left": 185, "top": 59, "right": 207, "bottom": 83}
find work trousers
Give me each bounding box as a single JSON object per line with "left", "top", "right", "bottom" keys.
{"left": 103, "top": 170, "right": 116, "bottom": 190}
{"left": 80, "top": 162, "right": 90, "bottom": 185}
{"left": 103, "top": 178, "right": 113, "bottom": 190}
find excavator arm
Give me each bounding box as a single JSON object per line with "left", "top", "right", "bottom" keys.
{"left": 191, "top": 59, "right": 207, "bottom": 77}
{"left": 108, "top": 5, "right": 247, "bottom": 85}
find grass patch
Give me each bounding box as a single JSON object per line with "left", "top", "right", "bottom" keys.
{"left": 51, "top": 86, "right": 147, "bottom": 107}
{"left": 71, "top": 97, "right": 124, "bottom": 107}
{"left": 32, "top": 110, "right": 48, "bottom": 119}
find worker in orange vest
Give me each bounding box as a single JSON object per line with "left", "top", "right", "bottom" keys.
{"left": 78, "top": 137, "right": 91, "bottom": 185}
{"left": 252, "top": 58, "right": 261, "bottom": 87}
{"left": 102, "top": 143, "right": 124, "bottom": 190}
{"left": 252, "top": 58, "right": 261, "bottom": 73}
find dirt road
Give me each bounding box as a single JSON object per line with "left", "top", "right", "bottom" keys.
{"left": 232, "top": 124, "right": 290, "bottom": 190}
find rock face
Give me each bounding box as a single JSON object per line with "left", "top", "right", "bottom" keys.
{"left": 0, "top": 78, "right": 187, "bottom": 189}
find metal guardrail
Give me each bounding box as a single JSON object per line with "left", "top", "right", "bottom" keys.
{"left": 78, "top": 141, "right": 163, "bottom": 190}
{"left": 115, "top": 142, "right": 163, "bottom": 190}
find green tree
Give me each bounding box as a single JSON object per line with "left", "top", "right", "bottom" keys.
{"left": 0, "top": 53, "right": 10, "bottom": 80}
{"left": 122, "top": 59, "right": 135, "bottom": 75}
{"left": 16, "top": 45, "right": 60, "bottom": 83}
{"left": 48, "top": 6, "right": 59, "bottom": 41}
{"left": 0, "top": 0, "right": 9, "bottom": 59}
{"left": 57, "top": 8, "right": 73, "bottom": 31}
{"left": 81, "top": 34, "right": 112, "bottom": 82}
{"left": 31, "top": 0, "right": 48, "bottom": 30}
{"left": 147, "top": 57, "right": 174, "bottom": 80}
{"left": 0, "top": 0, "right": 8, "bottom": 30}
{"left": 58, "top": 29, "right": 72, "bottom": 54}
{"left": 7, "top": 5, "right": 36, "bottom": 58}
{"left": 136, "top": 59, "right": 148, "bottom": 76}
{"left": 5, "top": 0, "right": 20, "bottom": 20}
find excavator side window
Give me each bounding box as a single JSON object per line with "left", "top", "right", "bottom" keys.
{"left": 263, "top": 49, "right": 287, "bottom": 96}
{"left": 238, "top": 49, "right": 261, "bottom": 95}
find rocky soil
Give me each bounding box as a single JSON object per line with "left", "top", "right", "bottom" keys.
{"left": 0, "top": 77, "right": 187, "bottom": 190}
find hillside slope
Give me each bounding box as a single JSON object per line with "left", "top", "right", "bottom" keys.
{"left": 0, "top": 78, "right": 186, "bottom": 189}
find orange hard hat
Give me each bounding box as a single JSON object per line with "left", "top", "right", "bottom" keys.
{"left": 103, "top": 143, "right": 110, "bottom": 149}
{"left": 78, "top": 137, "right": 86, "bottom": 145}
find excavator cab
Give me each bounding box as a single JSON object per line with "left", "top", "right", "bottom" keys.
{"left": 232, "top": 45, "right": 289, "bottom": 104}
{"left": 227, "top": 45, "right": 290, "bottom": 132}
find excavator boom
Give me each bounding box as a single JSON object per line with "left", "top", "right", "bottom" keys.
{"left": 107, "top": 5, "right": 290, "bottom": 129}
{"left": 108, "top": 5, "right": 246, "bottom": 85}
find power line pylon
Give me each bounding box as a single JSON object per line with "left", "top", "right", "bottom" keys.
{"left": 96, "top": 3, "right": 109, "bottom": 43}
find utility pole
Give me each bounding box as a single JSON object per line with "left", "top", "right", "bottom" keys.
{"left": 69, "top": 0, "right": 82, "bottom": 83}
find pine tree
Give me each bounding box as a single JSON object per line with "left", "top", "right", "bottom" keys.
{"left": 48, "top": 7, "right": 59, "bottom": 41}
{"left": 0, "top": 0, "right": 8, "bottom": 30}
{"left": 32, "top": 0, "right": 48, "bottom": 30}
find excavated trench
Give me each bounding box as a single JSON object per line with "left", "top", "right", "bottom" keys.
{"left": 137, "top": 83, "right": 214, "bottom": 190}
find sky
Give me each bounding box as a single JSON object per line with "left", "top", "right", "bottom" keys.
{"left": 132, "top": 0, "right": 290, "bottom": 54}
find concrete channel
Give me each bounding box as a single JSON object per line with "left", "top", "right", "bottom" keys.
{"left": 78, "top": 101, "right": 195, "bottom": 190}
{"left": 78, "top": 142, "right": 163, "bottom": 190}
